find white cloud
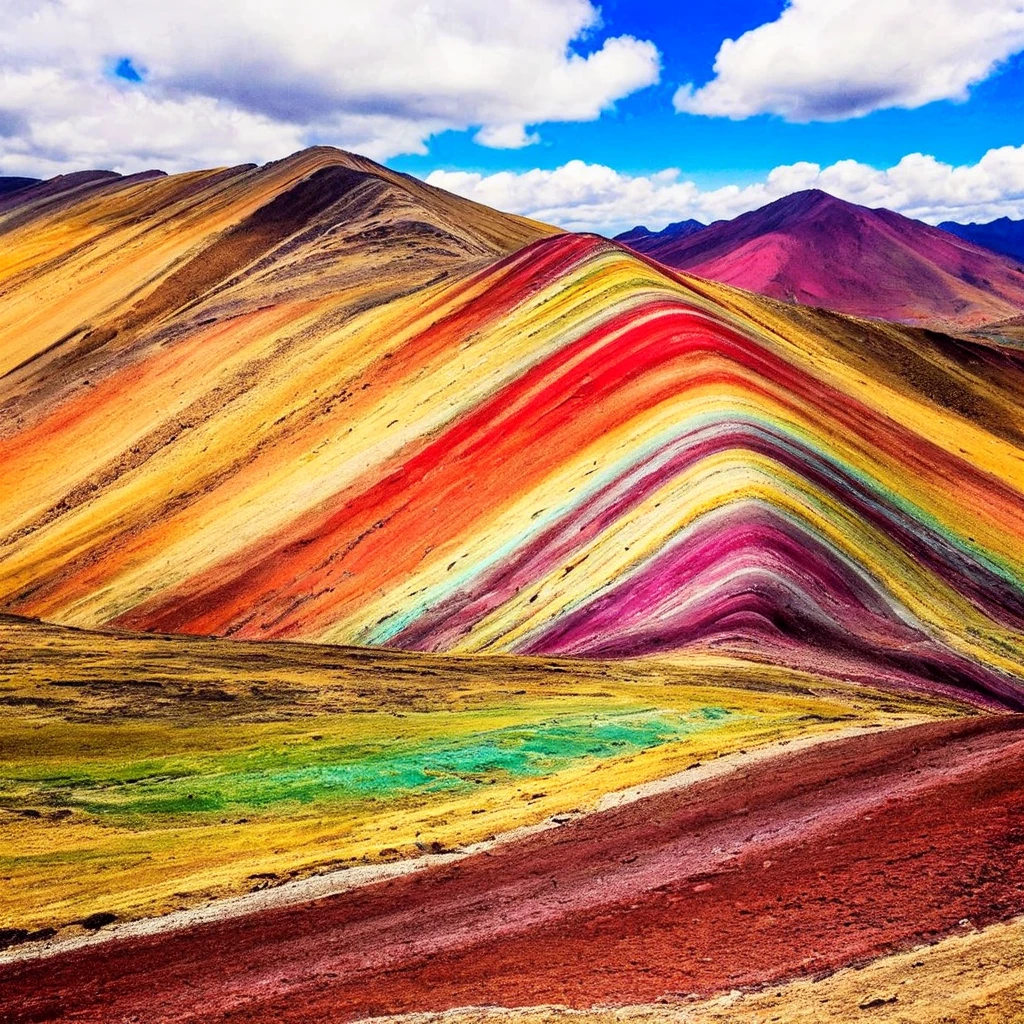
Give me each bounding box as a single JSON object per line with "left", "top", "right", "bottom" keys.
{"left": 473, "top": 125, "right": 542, "bottom": 150}
{"left": 425, "top": 146, "right": 1024, "bottom": 234}
{"left": 0, "top": 0, "right": 659, "bottom": 176}
{"left": 674, "top": 0, "right": 1024, "bottom": 122}
{"left": 0, "top": 67, "right": 308, "bottom": 179}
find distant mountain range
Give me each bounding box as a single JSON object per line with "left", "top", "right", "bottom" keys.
{"left": 616, "top": 218, "right": 705, "bottom": 252}
{"left": 616, "top": 190, "right": 1024, "bottom": 326}
{"left": 939, "top": 216, "right": 1024, "bottom": 265}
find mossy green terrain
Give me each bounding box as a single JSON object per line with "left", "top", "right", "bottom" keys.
{"left": 0, "top": 615, "right": 963, "bottom": 941}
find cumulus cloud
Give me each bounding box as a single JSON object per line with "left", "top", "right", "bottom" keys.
{"left": 426, "top": 146, "right": 1024, "bottom": 234}
{"left": 0, "top": 67, "right": 309, "bottom": 179}
{"left": 674, "top": 0, "right": 1024, "bottom": 121}
{"left": 0, "top": 0, "right": 659, "bottom": 176}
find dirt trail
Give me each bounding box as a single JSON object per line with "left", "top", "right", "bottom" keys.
{"left": 362, "top": 915, "right": 1024, "bottom": 1024}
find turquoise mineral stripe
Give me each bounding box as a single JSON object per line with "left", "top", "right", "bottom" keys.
{"left": 18, "top": 707, "right": 736, "bottom": 820}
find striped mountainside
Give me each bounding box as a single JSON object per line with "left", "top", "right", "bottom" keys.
{"left": 2, "top": 151, "right": 1024, "bottom": 709}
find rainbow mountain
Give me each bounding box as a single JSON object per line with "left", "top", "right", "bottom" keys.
{"left": 4, "top": 146, "right": 1024, "bottom": 1024}
{"left": 2, "top": 148, "right": 1024, "bottom": 710}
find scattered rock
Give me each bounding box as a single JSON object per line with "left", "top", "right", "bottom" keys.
{"left": 0, "top": 928, "right": 28, "bottom": 950}
{"left": 858, "top": 994, "right": 898, "bottom": 1009}
{"left": 80, "top": 911, "right": 117, "bottom": 931}
{"left": 415, "top": 840, "right": 448, "bottom": 855}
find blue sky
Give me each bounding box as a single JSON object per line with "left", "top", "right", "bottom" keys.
{"left": 392, "top": 1, "right": 1024, "bottom": 186}
{"left": 3, "top": 0, "right": 1023, "bottom": 232}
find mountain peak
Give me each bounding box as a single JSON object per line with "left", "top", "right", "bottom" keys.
{"left": 614, "top": 225, "right": 654, "bottom": 244}
{"left": 779, "top": 187, "right": 837, "bottom": 205}
{"left": 619, "top": 186, "right": 1024, "bottom": 326}
{"left": 261, "top": 145, "right": 389, "bottom": 179}
{"left": 747, "top": 189, "right": 871, "bottom": 230}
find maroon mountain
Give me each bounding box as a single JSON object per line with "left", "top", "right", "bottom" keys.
{"left": 619, "top": 189, "right": 1024, "bottom": 326}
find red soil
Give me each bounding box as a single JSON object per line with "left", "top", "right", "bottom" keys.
{"left": 4, "top": 715, "right": 1023, "bottom": 1023}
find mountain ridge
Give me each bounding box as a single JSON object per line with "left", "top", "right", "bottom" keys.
{"left": 0, "top": 146, "right": 557, "bottom": 389}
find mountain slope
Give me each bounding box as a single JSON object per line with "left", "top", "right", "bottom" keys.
{"left": 2, "top": 151, "right": 1022, "bottom": 1024}
{"left": 2, "top": 162, "right": 1023, "bottom": 708}
{"left": 619, "top": 190, "right": 1024, "bottom": 326}
{"left": 0, "top": 612, "right": 944, "bottom": 942}
{"left": 0, "top": 146, "right": 555, "bottom": 382}
{"left": 940, "top": 215, "right": 1024, "bottom": 264}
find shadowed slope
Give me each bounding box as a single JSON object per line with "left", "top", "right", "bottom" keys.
{"left": 0, "top": 146, "right": 554, "bottom": 382}
{"left": 0, "top": 176, "right": 41, "bottom": 198}
{"left": 620, "top": 190, "right": 1024, "bottom": 326}
{"left": 1, "top": 217, "right": 1024, "bottom": 707}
